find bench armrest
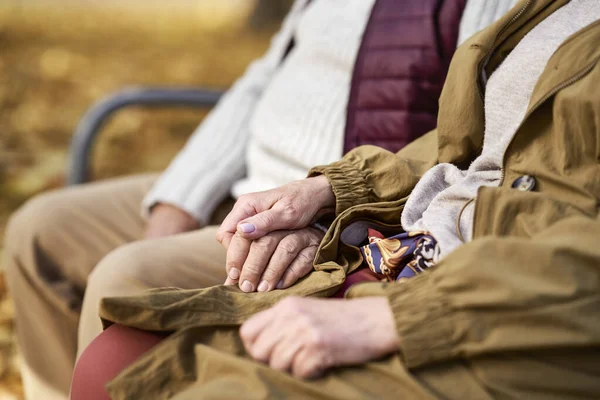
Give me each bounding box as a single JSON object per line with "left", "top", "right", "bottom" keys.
{"left": 68, "top": 87, "right": 225, "bottom": 185}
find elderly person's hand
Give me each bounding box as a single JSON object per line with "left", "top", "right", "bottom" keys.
{"left": 225, "top": 228, "right": 324, "bottom": 292}
{"left": 145, "top": 203, "right": 199, "bottom": 239}
{"left": 240, "top": 296, "right": 399, "bottom": 379}
{"left": 216, "top": 176, "right": 335, "bottom": 248}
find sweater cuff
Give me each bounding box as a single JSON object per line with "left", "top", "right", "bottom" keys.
{"left": 308, "top": 159, "right": 372, "bottom": 215}
{"left": 141, "top": 191, "right": 222, "bottom": 227}
{"left": 141, "top": 167, "right": 240, "bottom": 226}
{"left": 383, "top": 275, "right": 458, "bottom": 369}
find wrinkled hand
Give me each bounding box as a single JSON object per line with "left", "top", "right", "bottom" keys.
{"left": 145, "top": 203, "right": 199, "bottom": 239}
{"left": 225, "top": 228, "right": 324, "bottom": 292}
{"left": 240, "top": 296, "right": 399, "bottom": 379}
{"left": 216, "top": 176, "right": 335, "bottom": 248}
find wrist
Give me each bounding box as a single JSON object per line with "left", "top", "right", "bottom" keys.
{"left": 310, "top": 175, "right": 335, "bottom": 209}
{"left": 368, "top": 297, "right": 400, "bottom": 353}
{"left": 150, "top": 203, "right": 199, "bottom": 228}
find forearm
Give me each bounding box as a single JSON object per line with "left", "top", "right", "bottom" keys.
{"left": 348, "top": 215, "right": 600, "bottom": 368}
{"left": 308, "top": 129, "right": 439, "bottom": 215}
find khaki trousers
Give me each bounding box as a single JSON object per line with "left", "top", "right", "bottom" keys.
{"left": 3, "top": 174, "right": 232, "bottom": 398}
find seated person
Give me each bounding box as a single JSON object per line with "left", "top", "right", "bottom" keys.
{"left": 5, "top": 0, "right": 516, "bottom": 398}
{"left": 73, "top": 0, "right": 600, "bottom": 399}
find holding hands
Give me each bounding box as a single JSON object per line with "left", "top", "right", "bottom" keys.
{"left": 218, "top": 176, "right": 335, "bottom": 292}
{"left": 224, "top": 227, "right": 324, "bottom": 292}
{"left": 217, "top": 176, "right": 400, "bottom": 377}
{"left": 216, "top": 176, "right": 335, "bottom": 248}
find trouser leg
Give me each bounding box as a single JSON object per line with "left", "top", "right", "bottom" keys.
{"left": 3, "top": 174, "right": 155, "bottom": 396}
{"left": 78, "top": 221, "right": 231, "bottom": 356}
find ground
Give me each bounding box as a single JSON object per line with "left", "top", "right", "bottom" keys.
{"left": 0, "top": 2, "right": 277, "bottom": 397}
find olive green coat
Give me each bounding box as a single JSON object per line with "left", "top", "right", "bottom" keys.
{"left": 100, "top": 1, "right": 600, "bottom": 398}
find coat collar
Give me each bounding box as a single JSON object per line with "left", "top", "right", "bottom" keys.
{"left": 527, "top": 19, "right": 600, "bottom": 113}
{"left": 436, "top": 0, "right": 583, "bottom": 165}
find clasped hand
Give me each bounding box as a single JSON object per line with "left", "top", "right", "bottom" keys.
{"left": 224, "top": 227, "right": 324, "bottom": 292}
{"left": 218, "top": 176, "right": 400, "bottom": 379}
{"left": 219, "top": 176, "right": 334, "bottom": 292}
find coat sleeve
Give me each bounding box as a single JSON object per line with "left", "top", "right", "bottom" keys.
{"left": 349, "top": 214, "right": 600, "bottom": 369}
{"left": 141, "top": 0, "right": 306, "bottom": 225}
{"left": 308, "top": 128, "right": 439, "bottom": 215}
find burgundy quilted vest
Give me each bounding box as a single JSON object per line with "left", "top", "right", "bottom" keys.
{"left": 344, "top": 0, "right": 466, "bottom": 153}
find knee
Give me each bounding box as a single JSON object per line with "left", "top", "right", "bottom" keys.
{"left": 4, "top": 190, "right": 72, "bottom": 256}
{"left": 3, "top": 191, "right": 71, "bottom": 284}
{"left": 86, "top": 241, "right": 153, "bottom": 302}
{"left": 80, "top": 244, "right": 153, "bottom": 355}
{"left": 71, "top": 324, "right": 164, "bottom": 400}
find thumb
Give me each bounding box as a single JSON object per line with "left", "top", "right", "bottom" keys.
{"left": 217, "top": 192, "right": 279, "bottom": 245}
{"left": 236, "top": 208, "right": 294, "bottom": 239}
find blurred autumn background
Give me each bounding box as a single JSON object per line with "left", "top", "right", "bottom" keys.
{"left": 0, "top": 0, "right": 291, "bottom": 397}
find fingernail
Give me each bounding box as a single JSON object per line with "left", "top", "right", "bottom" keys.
{"left": 257, "top": 281, "right": 269, "bottom": 292}
{"left": 276, "top": 279, "right": 284, "bottom": 289}
{"left": 228, "top": 268, "right": 240, "bottom": 280}
{"left": 238, "top": 223, "right": 255, "bottom": 233}
{"left": 241, "top": 280, "right": 253, "bottom": 292}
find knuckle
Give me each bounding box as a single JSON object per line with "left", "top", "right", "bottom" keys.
{"left": 253, "top": 235, "right": 277, "bottom": 250}
{"left": 226, "top": 259, "right": 240, "bottom": 271}
{"left": 249, "top": 346, "right": 268, "bottom": 363}
{"left": 270, "top": 358, "right": 287, "bottom": 372}
{"left": 260, "top": 267, "right": 280, "bottom": 282}
{"left": 256, "top": 212, "right": 275, "bottom": 228}
{"left": 226, "top": 252, "right": 247, "bottom": 271}
{"left": 296, "top": 249, "right": 316, "bottom": 264}
{"left": 279, "top": 296, "right": 302, "bottom": 312}
{"left": 280, "top": 200, "right": 300, "bottom": 219}
{"left": 309, "top": 230, "right": 324, "bottom": 244}
{"left": 284, "top": 266, "right": 299, "bottom": 282}
{"left": 239, "top": 324, "right": 251, "bottom": 341}
{"left": 302, "top": 348, "right": 330, "bottom": 376}
{"left": 296, "top": 362, "right": 318, "bottom": 380}
{"left": 238, "top": 195, "right": 259, "bottom": 214}
{"left": 237, "top": 193, "right": 251, "bottom": 204}
{"left": 296, "top": 314, "right": 315, "bottom": 333}
{"left": 278, "top": 239, "right": 298, "bottom": 256}
{"left": 242, "top": 262, "right": 262, "bottom": 277}
{"left": 307, "top": 329, "right": 326, "bottom": 351}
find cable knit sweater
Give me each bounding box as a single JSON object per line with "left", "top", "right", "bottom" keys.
{"left": 402, "top": 0, "right": 600, "bottom": 260}
{"left": 143, "top": 0, "right": 518, "bottom": 224}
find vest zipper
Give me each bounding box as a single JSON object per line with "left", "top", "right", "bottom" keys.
{"left": 477, "top": 0, "right": 533, "bottom": 101}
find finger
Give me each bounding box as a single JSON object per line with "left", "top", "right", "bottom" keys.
{"left": 239, "top": 232, "right": 287, "bottom": 292}
{"left": 225, "top": 233, "right": 251, "bottom": 283}
{"left": 217, "top": 203, "right": 253, "bottom": 246}
{"left": 224, "top": 277, "right": 236, "bottom": 286}
{"left": 277, "top": 246, "right": 317, "bottom": 289}
{"left": 236, "top": 202, "right": 300, "bottom": 240}
{"left": 244, "top": 316, "right": 289, "bottom": 364}
{"left": 240, "top": 307, "right": 278, "bottom": 348}
{"left": 219, "top": 232, "right": 235, "bottom": 250}
{"left": 217, "top": 193, "right": 277, "bottom": 245}
{"left": 269, "top": 332, "right": 305, "bottom": 372}
{"left": 258, "top": 233, "right": 307, "bottom": 292}
{"left": 292, "top": 347, "right": 326, "bottom": 380}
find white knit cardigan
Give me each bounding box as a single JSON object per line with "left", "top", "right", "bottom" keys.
{"left": 142, "top": 0, "right": 519, "bottom": 224}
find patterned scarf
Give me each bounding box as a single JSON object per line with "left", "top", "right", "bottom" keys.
{"left": 333, "top": 229, "right": 439, "bottom": 298}
{"left": 361, "top": 229, "right": 439, "bottom": 281}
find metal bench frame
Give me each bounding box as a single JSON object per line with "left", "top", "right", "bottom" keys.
{"left": 67, "top": 87, "right": 225, "bottom": 185}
